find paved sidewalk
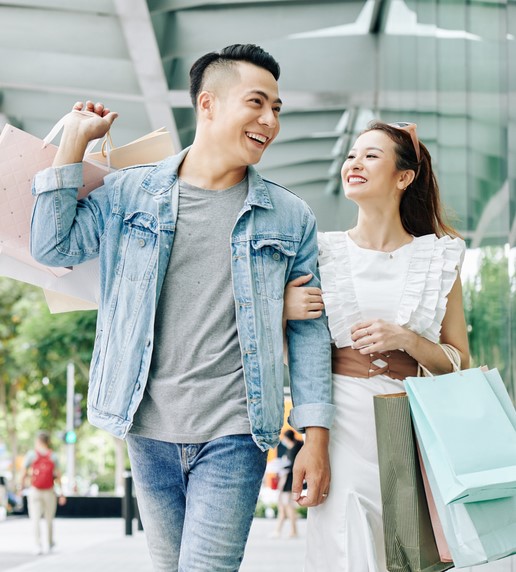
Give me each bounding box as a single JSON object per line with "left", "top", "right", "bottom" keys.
{"left": 0, "top": 516, "right": 306, "bottom": 571}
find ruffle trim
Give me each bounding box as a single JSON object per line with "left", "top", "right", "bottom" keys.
{"left": 318, "top": 232, "right": 361, "bottom": 348}
{"left": 317, "top": 232, "right": 465, "bottom": 347}
{"left": 398, "top": 234, "right": 465, "bottom": 343}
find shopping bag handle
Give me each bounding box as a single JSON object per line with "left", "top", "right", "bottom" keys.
{"left": 418, "top": 343, "right": 461, "bottom": 378}
{"left": 99, "top": 132, "right": 114, "bottom": 170}
{"left": 42, "top": 110, "right": 110, "bottom": 157}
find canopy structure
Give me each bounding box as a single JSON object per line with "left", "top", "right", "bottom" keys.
{"left": 0, "top": 0, "right": 515, "bottom": 243}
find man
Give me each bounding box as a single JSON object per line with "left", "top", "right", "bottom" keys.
{"left": 20, "top": 432, "right": 66, "bottom": 554}
{"left": 31, "top": 44, "right": 334, "bottom": 571}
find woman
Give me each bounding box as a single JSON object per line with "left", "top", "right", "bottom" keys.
{"left": 284, "top": 121, "right": 470, "bottom": 571}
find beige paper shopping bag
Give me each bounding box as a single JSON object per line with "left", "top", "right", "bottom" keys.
{"left": 86, "top": 127, "right": 175, "bottom": 169}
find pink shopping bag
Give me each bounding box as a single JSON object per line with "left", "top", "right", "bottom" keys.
{"left": 417, "top": 445, "right": 453, "bottom": 563}
{"left": 0, "top": 121, "right": 108, "bottom": 273}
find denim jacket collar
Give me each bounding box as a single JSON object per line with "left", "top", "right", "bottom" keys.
{"left": 140, "top": 147, "right": 273, "bottom": 210}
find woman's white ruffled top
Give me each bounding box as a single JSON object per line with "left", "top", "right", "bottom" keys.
{"left": 318, "top": 231, "right": 465, "bottom": 348}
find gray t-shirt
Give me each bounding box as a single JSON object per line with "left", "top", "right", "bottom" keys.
{"left": 131, "top": 177, "right": 251, "bottom": 443}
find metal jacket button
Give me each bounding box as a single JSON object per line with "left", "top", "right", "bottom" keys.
{"left": 272, "top": 252, "right": 280, "bottom": 261}
{"left": 138, "top": 239, "right": 145, "bottom": 247}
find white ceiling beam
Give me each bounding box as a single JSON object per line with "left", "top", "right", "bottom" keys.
{"left": 113, "top": 0, "right": 181, "bottom": 151}
{"left": 0, "top": 81, "right": 355, "bottom": 111}
{"left": 0, "top": 81, "right": 146, "bottom": 103}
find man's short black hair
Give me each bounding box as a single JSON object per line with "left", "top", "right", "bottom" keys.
{"left": 189, "top": 44, "right": 280, "bottom": 109}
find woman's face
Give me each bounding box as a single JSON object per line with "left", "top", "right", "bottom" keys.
{"left": 341, "top": 130, "right": 406, "bottom": 204}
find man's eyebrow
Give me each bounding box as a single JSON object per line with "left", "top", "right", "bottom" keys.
{"left": 247, "top": 90, "right": 283, "bottom": 105}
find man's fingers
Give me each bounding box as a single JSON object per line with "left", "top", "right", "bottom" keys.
{"left": 103, "top": 111, "right": 119, "bottom": 126}
{"left": 297, "top": 481, "right": 330, "bottom": 507}
{"left": 290, "top": 467, "right": 304, "bottom": 502}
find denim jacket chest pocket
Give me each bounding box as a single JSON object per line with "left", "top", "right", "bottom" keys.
{"left": 251, "top": 238, "right": 297, "bottom": 300}
{"left": 117, "top": 211, "right": 159, "bottom": 282}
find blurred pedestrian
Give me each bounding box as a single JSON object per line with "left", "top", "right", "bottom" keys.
{"left": 20, "top": 431, "right": 66, "bottom": 555}
{"left": 0, "top": 474, "right": 8, "bottom": 520}
{"left": 273, "top": 429, "right": 304, "bottom": 538}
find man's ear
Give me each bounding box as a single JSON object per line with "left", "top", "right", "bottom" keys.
{"left": 197, "top": 90, "right": 215, "bottom": 119}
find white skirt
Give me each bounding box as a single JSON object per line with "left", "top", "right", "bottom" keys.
{"left": 304, "top": 372, "right": 405, "bottom": 572}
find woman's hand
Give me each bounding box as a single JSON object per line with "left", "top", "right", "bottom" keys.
{"left": 351, "top": 319, "right": 413, "bottom": 354}
{"left": 284, "top": 274, "right": 324, "bottom": 320}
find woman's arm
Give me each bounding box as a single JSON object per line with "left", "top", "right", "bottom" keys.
{"left": 283, "top": 274, "right": 324, "bottom": 321}
{"left": 352, "top": 276, "right": 470, "bottom": 374}
{"left": 283, "top": 274, "right": 325, "bottom": 363}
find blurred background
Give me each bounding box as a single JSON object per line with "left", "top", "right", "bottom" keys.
{"left": 0, "top": 0, "right": 515, "bottom": 508}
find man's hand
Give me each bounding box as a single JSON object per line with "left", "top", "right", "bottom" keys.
{"left": 70, "top": 101, "right": 118, "bottom": 141}
{"left": 291, "top": 427, "right": 330, "bottom": 507}
{"left": 53, "top": 101, "right": 118, "bottom": 167}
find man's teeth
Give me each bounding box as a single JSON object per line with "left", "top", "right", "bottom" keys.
{"left": 247, "top": 133, "right": 267, "bottom": 144}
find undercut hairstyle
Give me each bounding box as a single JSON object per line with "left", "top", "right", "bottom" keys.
{"left": 363, "top": 121, "right": 460, "bottom": 239}
{"left": 189, "top": 44, "right": 281, "bottom": 109}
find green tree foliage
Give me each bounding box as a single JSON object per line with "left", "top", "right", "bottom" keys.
{"left": 463, "top": 247, "right": 514, "bottom": 399}
{"left": 0, "top": 278, "right": 96, "bottom": 440}
{"left": 0, "top": 278, "right": 33, "bottom": 470}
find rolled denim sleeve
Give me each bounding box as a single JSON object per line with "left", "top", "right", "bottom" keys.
{"left": 286, "top": 209, "right": 335, "bottom": 431}
{"left": 31, "top": 163, "right": 113, "bottom": 268}
{"left": 32, "top": 163, "right": 84, "bottom": 195}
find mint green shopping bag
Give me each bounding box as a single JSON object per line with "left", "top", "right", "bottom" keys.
{"left": 415, "top": 416, "right": 516, "bottom": 567}
{"left": 405, "top": 368, "right": 516, "bottom": 505}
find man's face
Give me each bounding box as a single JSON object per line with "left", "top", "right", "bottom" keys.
{"left": 209, "top": 62, "right": 282, "bottom": 167}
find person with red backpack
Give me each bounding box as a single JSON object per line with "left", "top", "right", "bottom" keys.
{"left": 20, "top": 431, "right": 66, "bottom": 555}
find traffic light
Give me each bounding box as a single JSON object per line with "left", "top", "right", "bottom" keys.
{"left": 64, "top": 430, "right": 77, "bottom": 444}
{"left": 73, "top": 393, "right": 83, "bottom": 428}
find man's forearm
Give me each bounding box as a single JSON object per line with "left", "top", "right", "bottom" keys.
{"left": 53, "top": 126, "right": 90, "bottom": 167}
{"left": 304, "top": 426, "right": 329, "bottom": 446}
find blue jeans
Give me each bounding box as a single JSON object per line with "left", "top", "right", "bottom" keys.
{"left": 126, "top": 433, "right": 267, "bottom": 572}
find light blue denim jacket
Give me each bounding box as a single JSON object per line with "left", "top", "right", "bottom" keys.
{"left": 31, "top": 148, "right": 335, "bottom": 450}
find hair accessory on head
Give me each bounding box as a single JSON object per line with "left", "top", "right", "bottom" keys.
{"left": 388, "top": 122, "right": 421, "bottom": 177}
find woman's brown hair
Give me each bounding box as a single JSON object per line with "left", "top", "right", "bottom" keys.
{"left": 363, "top": 121, "right": 459, "bottom": 238}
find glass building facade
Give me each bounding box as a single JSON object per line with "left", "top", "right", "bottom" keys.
{"left": 378, "top": 0, "right": 516, "bottom": 400}
{"left": 269, "top": 0, "right": 516, "bottom": 399}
